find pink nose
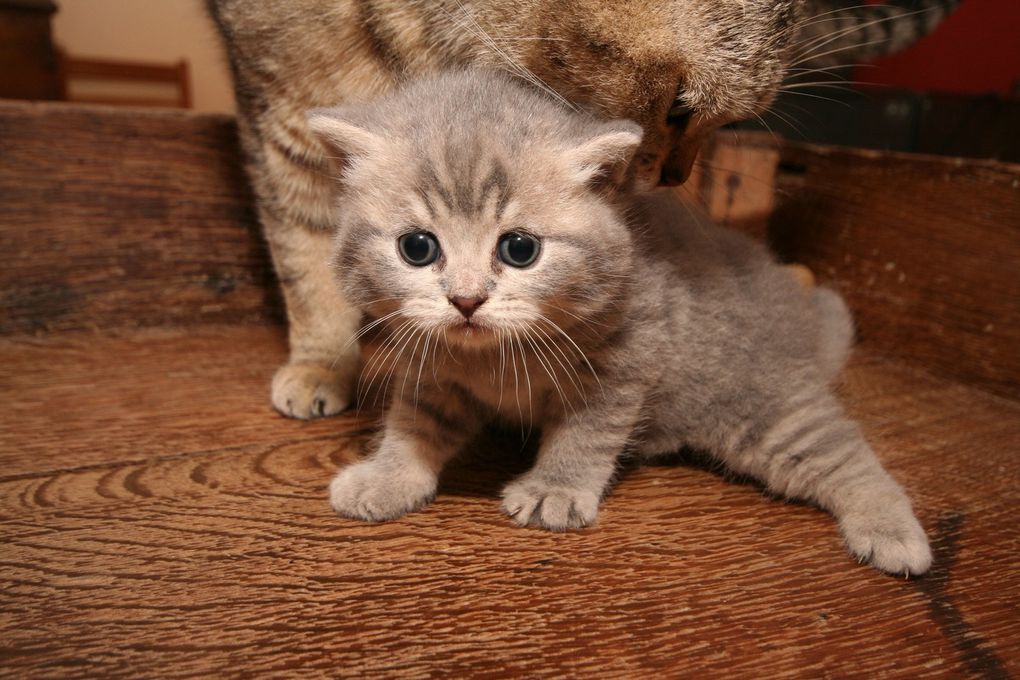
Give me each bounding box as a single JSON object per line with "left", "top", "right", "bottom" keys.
{"left": 449, "top": 295, "right": 487, "bottom": 319}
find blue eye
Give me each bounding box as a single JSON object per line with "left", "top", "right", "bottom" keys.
{"left": 498, "top": 233, "right": 540, "bottom": 267}
{"left": 398, "top": 231, "right": 440, "bottom": 266}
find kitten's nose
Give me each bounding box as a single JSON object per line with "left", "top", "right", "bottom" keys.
{"left": 449, "top": 295, "right": 487, "bottom": 319}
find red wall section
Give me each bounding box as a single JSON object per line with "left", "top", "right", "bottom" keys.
{"left": 856, "top": 0, "right": 1020, "bottom": 96}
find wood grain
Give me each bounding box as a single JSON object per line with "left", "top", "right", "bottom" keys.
{"left": 768, "top": 142, "right": 1020, "bottom": 400}
{"left": 0, "top": 101, "right": 277, "bottom": 335}
{"left": 1, "top": 328, "right": 1019, "bottom": 678}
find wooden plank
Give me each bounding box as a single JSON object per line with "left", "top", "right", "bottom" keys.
{"left": 769, "top": 143, "right": 1020, "bottom": 400}
{"left": 679, "top": 131, "right": 780, "bottom": 242}
{"left": 0, "top": 101, "right": 277, "bottom": 336}
{"left": 0, "top": 346, "right": 1017, "bottom": 677}
{"left": 0, "top": 325, "right": 362, "bottom": 476}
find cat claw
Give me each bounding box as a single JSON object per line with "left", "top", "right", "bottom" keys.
{"left": 329, "top": 461, "right": 436, "bottom": 522}
{"left": 271, "top": 362, "right": 351, "bottom": 419}
{"left": 501, "top": 478, "right": 600, "bottom": 531}
{"left": 840, "top": 507, "right": 932, "bottom": 576}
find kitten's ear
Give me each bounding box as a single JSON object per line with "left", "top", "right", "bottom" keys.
{"left": 306, "top": 109, "right": 386, "bottom": 176}
{"left": 565, "top": 120, "right": 643, "bottom": 190}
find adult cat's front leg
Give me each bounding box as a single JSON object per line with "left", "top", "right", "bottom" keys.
{"left": 265, "top": 219, "right": 361, "bottom": 419}
{"left": 247, "top": 133, "right": 363, "bottom": 420}
{"left": 330, "top": 389, "right": 478, "bottom": 522}
{"left": 501, "top": 394, "right": 642, "bottom": 531}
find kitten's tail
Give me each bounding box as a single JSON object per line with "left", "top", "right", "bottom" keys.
{"left": 813, "top": 287, "right": 854, "bottom": 382}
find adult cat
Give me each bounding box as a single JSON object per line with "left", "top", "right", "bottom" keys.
{"left": 206, "top": 0, "right": 958, "bottom": 418}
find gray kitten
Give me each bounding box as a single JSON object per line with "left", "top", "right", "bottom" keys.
{"left": 307, "top": 70, "right": 931, "bottom": 576}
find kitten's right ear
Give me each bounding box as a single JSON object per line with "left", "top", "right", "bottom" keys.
{"left": 565, "top": 120, "right": 644, "bottom": 191}
{"left": 306, "top": 109, "right": 385, "bottom": 176}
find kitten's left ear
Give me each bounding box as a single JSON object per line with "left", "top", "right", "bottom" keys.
{"left": 306, "top": 109, "right": 386, "bottom": 177}
{"left": 565, "top": 120, "right": 643, "bottom": 190}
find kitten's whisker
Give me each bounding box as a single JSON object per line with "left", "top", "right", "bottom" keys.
{"left": 538, "top": 314, "right": 603, "bottom": 395}
{"left": 521, "top": 328, "right": 572, "bottom": 415}
{"left": 398, "top": 327, "right": 428, "bottom": 405}
{"left": 413, "top": 328, "right": 435, "bottom": 413}
{"left": 531, "top": 322, "right": 585, "bottom": 399}
{"left": 358, "top": 319, "right": 415, "bottom": 408}
{"left": 374, "top": 321, "right": 421, "bottom": 408}
{"left": 507, "top": 327, "right": 525, "bottom": 437}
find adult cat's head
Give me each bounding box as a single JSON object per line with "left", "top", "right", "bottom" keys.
{"left": 307, "top": 70, "right": 640, "bottom": 350}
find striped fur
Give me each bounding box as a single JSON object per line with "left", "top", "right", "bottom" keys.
{"left": 314, "top": 71, "right": 931, "bottom": 576}
{"left": 206, "top": 0, "right": 958, "bottom": 420}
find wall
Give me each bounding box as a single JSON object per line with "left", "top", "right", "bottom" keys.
{"left": 51, "top": 0, "right": 235, "bottom": 113}
{"left": 858, "top": 0, "right": 1020, "bottom": 96}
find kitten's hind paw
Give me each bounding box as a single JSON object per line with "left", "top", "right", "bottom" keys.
{"left": 272, "top": 362, "right": 351, "bottom": 419}
{"left": 329, "top": 461, "right": 436, "bottom": 522}
{"left": 501, "top": 477, "right": 600, "bottom": 531}
{"left": 840, "top": 506, "right": 932, "bottom": 576}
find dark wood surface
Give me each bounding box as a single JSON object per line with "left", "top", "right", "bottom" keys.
{"left": 1, "top": 326, "right": 1018, "bottom": 678}
{"left": 1, "top": 102, "right": 1018, "bottom": 677}
{"left": 0, "top": 101, "right": 276, "bottom": 335}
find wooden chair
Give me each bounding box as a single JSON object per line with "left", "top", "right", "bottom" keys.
{"left": 59, "top": 51, "right": 191, "bottom": 109}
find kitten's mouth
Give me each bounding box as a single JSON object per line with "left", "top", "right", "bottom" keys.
{"left": 446, "top": 320, "right": 496, "bottom": 346}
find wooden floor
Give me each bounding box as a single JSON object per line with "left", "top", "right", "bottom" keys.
{"left": 1, "top": 325, "right": 1018, "bottom": 677}
{"left": 2, "top": 102, "right": 1018, "bottom": 677}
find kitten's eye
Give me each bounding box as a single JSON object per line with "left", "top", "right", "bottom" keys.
{"left": 398, "top": 231, "right": 440, "bottom": 266}
{"left": 497, "top": 232, "right": 540, "bottom": 268}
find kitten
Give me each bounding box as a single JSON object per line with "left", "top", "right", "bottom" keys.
{"left": 207, "top": 0, "right": 959, "bottom": 421}
{"left": 307, "top": 69, "right": 932, "bottom": 576}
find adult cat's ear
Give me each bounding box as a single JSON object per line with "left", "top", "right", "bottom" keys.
{"left": 306, "top": 109, "right": 385, "bottom": 177}
{"left": 565, "top": 120, "right": 643, "bottom": 191}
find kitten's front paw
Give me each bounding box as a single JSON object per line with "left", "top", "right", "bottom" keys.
{"left": 272, "top": 362, "right": 352, "bottom": 419}
{"left": 840, "top": 505, "right": 932, "bottom": 576}
{"left": 501, "top": 477, "right": 601, "bottom": 531}
{"left": 329, "top": 461, "right": 436, "bottom": 522}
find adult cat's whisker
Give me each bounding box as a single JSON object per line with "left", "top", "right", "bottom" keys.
{"left": 791, "top": 36, "right": 892, "bottom": 69}
{"left": 790, "top": 7, "right": 932, "bottom": 62}
{"left": 788, "top": 4, "right": 877, "bottom": 32}
{"left": 780, "top": 80, "right": 871, "bottom": 91}
{"left": 442, "top": 2, "right": 578, "bottom": 113}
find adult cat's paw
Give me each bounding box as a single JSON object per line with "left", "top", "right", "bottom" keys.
{"left": 329, "top": 460, "right": 436, "bottom": 522}
{"left": 272, "top": 362, "right": 351, "bottom": 419}
{"left": 839, "top": 505, "right": 932, "bottom": 576}
{"left": 501, "top": 477, "right": 601, "bottom": 531}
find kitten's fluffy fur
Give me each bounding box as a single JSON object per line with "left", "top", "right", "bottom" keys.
{"left": 308, "top": 70, "right": 931, "bottom": 576}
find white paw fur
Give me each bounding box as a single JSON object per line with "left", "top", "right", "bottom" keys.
{"left": 271, "top": 362, "right": 351, "bottom": 419}
{"left": 329, "top": 460, "right": 437, "bottom": 522}
{"left": 501, "top": 476, "right": 601, "bottom": 530}
{"left": 840, "top": 504, "right": 932, "bottom": 576}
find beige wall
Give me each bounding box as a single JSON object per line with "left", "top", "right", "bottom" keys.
{"left": 51, "top": 0, "right": 235, "bottom": 113}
